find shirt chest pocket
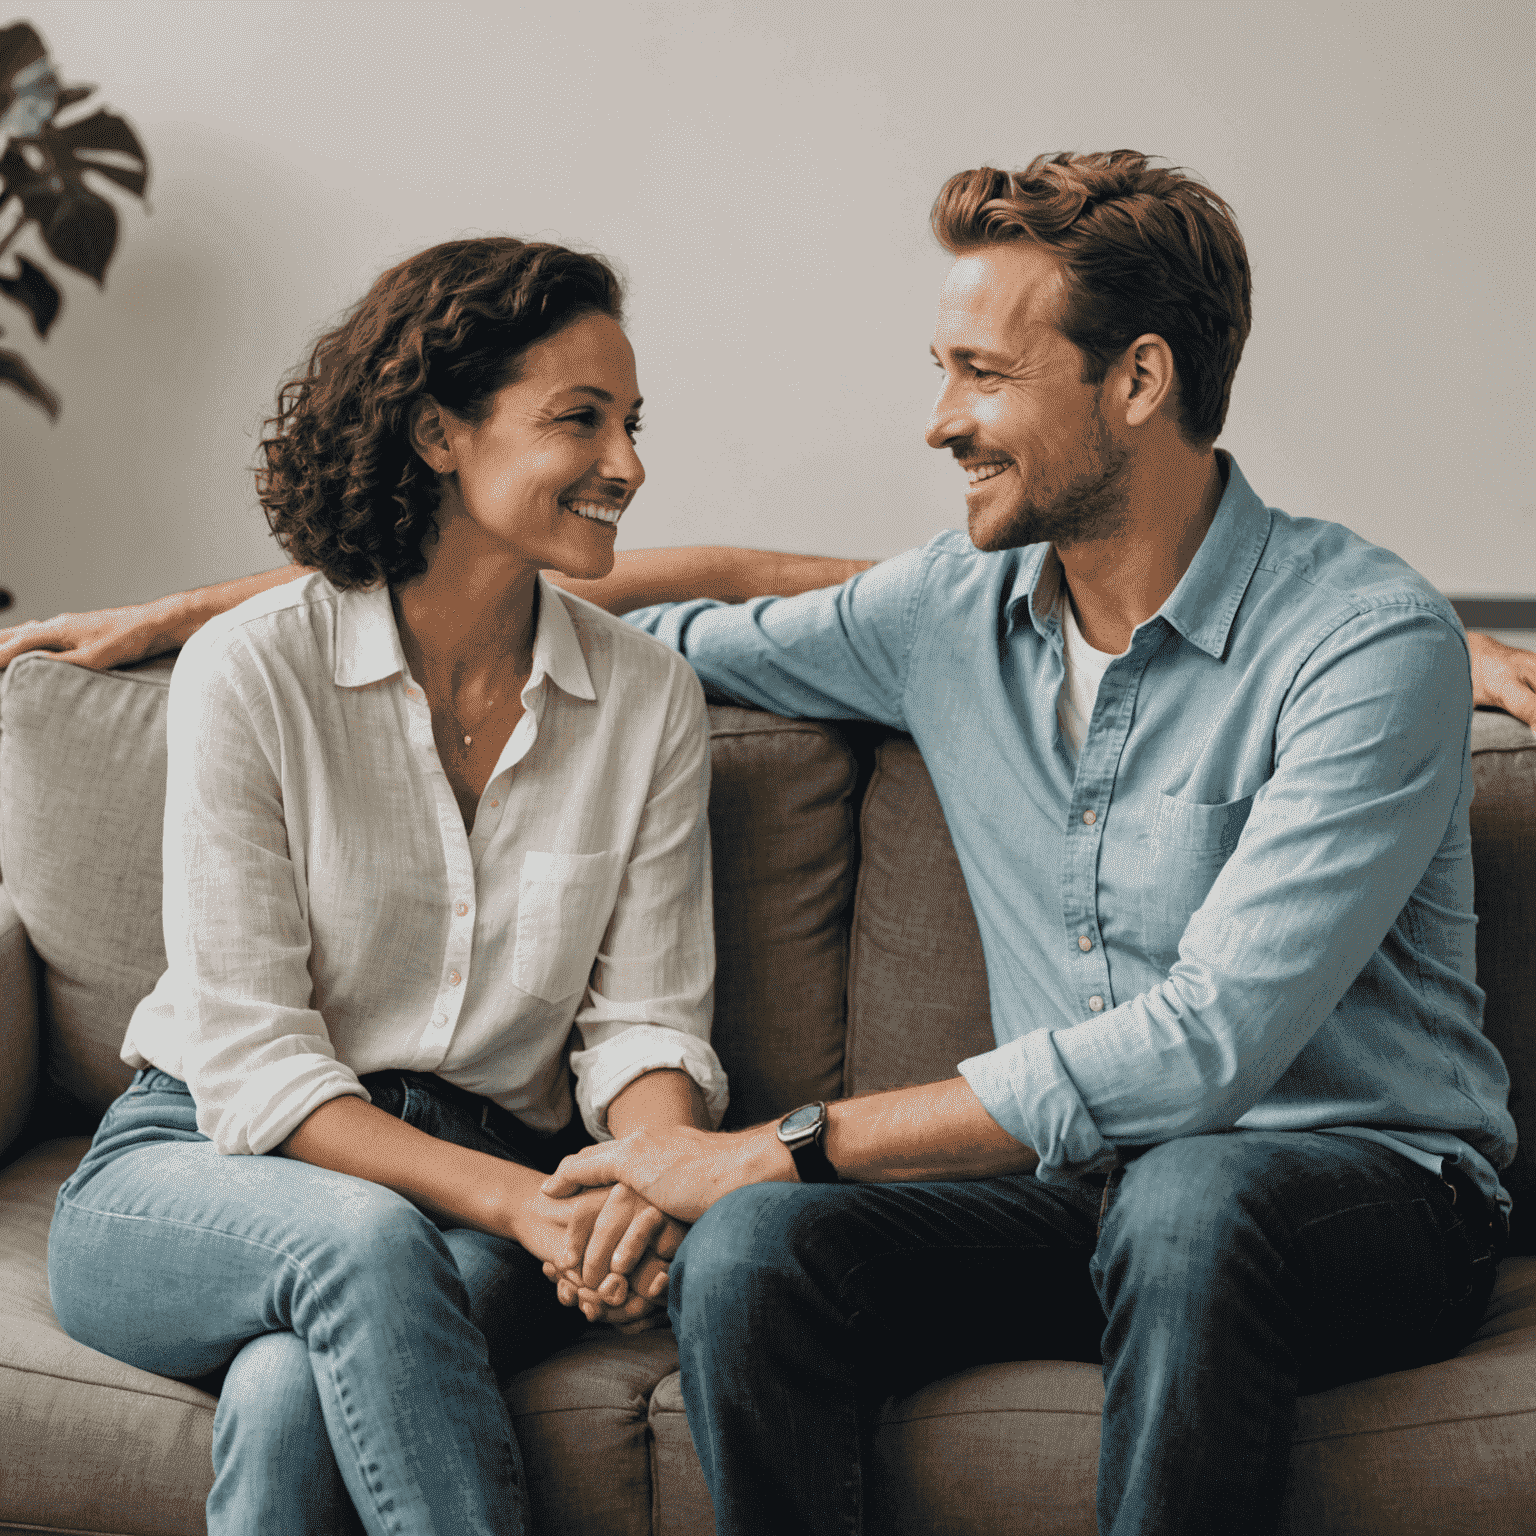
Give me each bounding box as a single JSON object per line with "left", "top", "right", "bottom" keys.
{"left": 512, "top": 850, "right": 625, "bottom": 1004}
{"left": 1136, "top": 791, "right": 1256, "bottom": 968}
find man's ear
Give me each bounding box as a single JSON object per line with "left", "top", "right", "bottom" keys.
{"left": 1119, "top": 333, "right": 1177, "bottom": 429}
{"left": 409, "top": 398, "right": 455, "bottom": 474}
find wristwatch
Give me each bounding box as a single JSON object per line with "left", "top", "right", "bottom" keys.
{"left": 777, "top": 1101, "right": 840, "bottom": 1184}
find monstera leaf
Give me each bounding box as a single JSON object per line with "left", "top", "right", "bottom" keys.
{"left": 0, "top": 323, "right": 58, "bottom": 417}
{"left": 0, "top": 20, "right": 149, "bottom": 417}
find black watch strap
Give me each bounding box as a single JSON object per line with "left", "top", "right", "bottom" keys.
{"left": 778, "top": 1102, "right": 840, "bottom": 1184}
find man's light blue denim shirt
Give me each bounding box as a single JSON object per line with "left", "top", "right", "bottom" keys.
{"left": 626, "top": 456, "right": 1516, "bottom": 1214}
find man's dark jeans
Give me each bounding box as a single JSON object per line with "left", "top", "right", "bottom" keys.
{"left": 667, "top": 1131, "right": 1501, "bottom": 1536}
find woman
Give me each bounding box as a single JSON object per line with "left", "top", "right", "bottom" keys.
{"left": 46, "top": 238, "right": 728, "bottom": 1535}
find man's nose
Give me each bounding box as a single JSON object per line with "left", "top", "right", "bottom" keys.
{"left": 925, "top": 377, "right": 968, "bottom": 450}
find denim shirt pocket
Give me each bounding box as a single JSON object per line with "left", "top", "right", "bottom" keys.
{"left": 511, "top": 850, "right": 625, "bottom": 1004}
{"left": 1138, "top": 791, "right": 1256, "bottom": 968}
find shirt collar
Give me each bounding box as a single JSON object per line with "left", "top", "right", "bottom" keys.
{"left": 1006, "top": 450, "right": 1271, "bottom": 660}
{"left": 332, "top": 572, "right": 597, "bottom": 701}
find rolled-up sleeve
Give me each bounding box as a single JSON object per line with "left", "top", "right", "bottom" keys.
{"left": 569, "top": 664, "right": 728, "bottom": 1137}
{"left": 161, "top": 634, "right": 368, "bottom": 1155}
{"left": 963, "top": 605, "right": 1474, "bottom": 1180}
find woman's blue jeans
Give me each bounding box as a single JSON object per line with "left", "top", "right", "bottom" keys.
{"left": 48, "top": 1069, "right": 588, "bottom": 1536}
{"left": 667, "top": 1130, "right": 1502, "bottom": 1536}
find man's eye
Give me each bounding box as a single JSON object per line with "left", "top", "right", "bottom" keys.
{"left": 626, "top": 419, "right": 644, "bottom": 439}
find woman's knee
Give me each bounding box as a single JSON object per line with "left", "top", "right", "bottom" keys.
{"left": 214, "top": 1331, "right": 325, "bottom": 1456}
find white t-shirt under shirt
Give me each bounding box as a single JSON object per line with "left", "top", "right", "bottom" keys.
{"left": 1055, "top": 591, "right": 1123, "bottom": 754}
{"left": 122, "top": 572, "right": 728, "bottom": 1157}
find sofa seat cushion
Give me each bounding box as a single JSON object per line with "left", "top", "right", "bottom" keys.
{"left": 860, "top": 1256, "right": 1536, "bottom": 1536}
{"left": 504, "top": 1327, "right": 682, "bottom": 1536}
{"left": 0, "top": 1137, "right": 215, "bottom": 1535}
{"left": 0, "top": 1136, "right": 688, "bottom": 1536}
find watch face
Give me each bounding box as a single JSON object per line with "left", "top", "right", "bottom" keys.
{"left": 780, "top": 1103, "right": 823, "bottom": 1138}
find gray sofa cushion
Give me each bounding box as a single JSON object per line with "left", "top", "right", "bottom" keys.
{"left": 0, "top": 655, "right": 176, "bottom": 1114}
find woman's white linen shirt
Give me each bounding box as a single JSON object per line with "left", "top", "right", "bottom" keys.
{"left": 122, "top": 572, "right": 727, "bottom": 1156}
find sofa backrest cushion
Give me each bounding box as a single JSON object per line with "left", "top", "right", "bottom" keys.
{"left": 706, "top": 708, "right": 859, "bottom": 1127}
{"left": 1, "top": 654, "right": 174, "bottom": 1111}
{"left": 847, "top": 714, "right": 1536, "bottom": 1251}
{"left": 1468, "top": 710, "right": 1536, "bottom": 1250}
{"left": 0, "top": 656, "right": 859, "bottom": 1127}
{"left": 844, "top": 736, "right": 994, "bottom": 1096}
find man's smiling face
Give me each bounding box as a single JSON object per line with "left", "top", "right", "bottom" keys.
{"left": 925, "top": 242, "right": 1130, "bottom": 553}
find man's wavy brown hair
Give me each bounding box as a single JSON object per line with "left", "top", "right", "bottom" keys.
{"left": 256, "top": 237, "right": 625, "bottom": 589}
{"left": 931, "top": 152, "right": 1251, "bottom": 448}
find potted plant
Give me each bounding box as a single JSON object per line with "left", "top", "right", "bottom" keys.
{"left": 0, "top": 18, "right": 149, "bottom": 421}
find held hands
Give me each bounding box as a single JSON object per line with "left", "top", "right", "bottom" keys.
{"left": 520, "top": 1180, "right": 686, "bottom": 1330}
{"left": 543, "top": 1183, "right": 689, "bottom": 1330}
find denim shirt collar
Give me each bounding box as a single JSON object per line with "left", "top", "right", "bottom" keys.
{"left": 333, "top": 573, "right": 597, "bottom": 701}
{"left": 1007, "top": 451, "right": 1273, "bottom": 660}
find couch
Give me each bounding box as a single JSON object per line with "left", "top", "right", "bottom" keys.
{"left": 1, "top": 649, "right": 1533, "bottom": 1535}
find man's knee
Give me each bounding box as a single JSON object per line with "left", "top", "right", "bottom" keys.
{"left": 670, "top": 1182, "right": 840, "bottom": 1328}
{"left": 1094, "top": 1134, "right": 1284, "bottom": 1295}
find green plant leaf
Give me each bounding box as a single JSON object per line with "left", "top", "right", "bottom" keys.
{"left": 0, "top": 340, "right": 61, "bottom": 419}
{"left": 0, "top": 140, "right": 118, "bottom": 284}
{"left": 52, "top": 107, "right": 150, "bottom": 198}
{"left": 0, "top": 255, "right": 61, "bottom": 336}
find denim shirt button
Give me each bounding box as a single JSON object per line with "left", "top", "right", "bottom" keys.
{"left": 1088, "top": 995, "right": 1105, "bottom": 1012}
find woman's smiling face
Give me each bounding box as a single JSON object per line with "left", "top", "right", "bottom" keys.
{"left": 422, "top": 311, "right": 645, "bottom": 581}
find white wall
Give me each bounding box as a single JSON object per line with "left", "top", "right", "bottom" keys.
{"left": 3, "top": 0, "right": 1532, "bottom": 629}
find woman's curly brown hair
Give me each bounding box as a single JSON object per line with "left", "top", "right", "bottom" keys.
{"left": 256, "top": 237, "right": 625, "bottom": 589}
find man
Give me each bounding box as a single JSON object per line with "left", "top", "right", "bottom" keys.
{"left": 0, "top": 152, "right": 1520, "bottom": 1534}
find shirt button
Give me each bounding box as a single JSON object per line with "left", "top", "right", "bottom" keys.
{"left": 448, "top": 970, "right": 462, "bottom": 986}
{"left": 1082, "top": 809, "right": 1097, "bottom": 826}
{"left": 1088, "top": 995, "right": 1105, "bottom": 1012}
{"left": 432, "top": 1012, "right": 448, "bottom": 1028}
{"left": 406, "top": 687, "right": 420, "bottom": 699}
{"left": 1078, "top": 935, "right": 1093, "bottom": 952}
{"left": 489, "top": 799, "right": 499, "bottom": 808}
{"left": 455, "top": 901, "right": 469, "bottom": 917}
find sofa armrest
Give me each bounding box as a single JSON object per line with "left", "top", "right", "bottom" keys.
{"left": 0, "top": 884, "right": 40, "bottom": 1157}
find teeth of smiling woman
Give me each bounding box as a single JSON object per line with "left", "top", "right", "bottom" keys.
{"left": 565, "top": 502, "right": 622, "bottom": 526}
{"left": 965, "top": 463, "right": 1010, "bottom": 484}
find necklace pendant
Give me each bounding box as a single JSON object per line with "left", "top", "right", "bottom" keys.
{"left": 463, "top": 734, "right": 472, "bottom": 746}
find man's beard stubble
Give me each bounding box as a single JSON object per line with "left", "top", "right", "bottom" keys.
{"left": 969, "top": 407, "right": 1132, "bottom": 554}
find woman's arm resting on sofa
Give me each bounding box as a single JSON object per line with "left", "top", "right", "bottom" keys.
{"left": 541, "top": 1076, "right": 1040, "bottom": 1224}
{"left": 0, "top": 565, "right": 307, "bottom": 670}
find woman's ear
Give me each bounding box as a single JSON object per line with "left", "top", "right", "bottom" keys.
{"left": 409, "top": 398, "right": 455, "bottom": 474}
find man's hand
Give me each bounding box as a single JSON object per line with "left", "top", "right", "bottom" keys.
{"left": 1468, "top": 631, "right": 1536, "bottom": 728}
{"left": 542, "top": 1125, "right": 788, "bottom": 1224}
{"left": 0, "top": 603, "right": 177, "bottom": 672}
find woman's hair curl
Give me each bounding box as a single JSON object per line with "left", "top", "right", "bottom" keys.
{"left": 256, "top": 237, "right": 625, "bottom": 589}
